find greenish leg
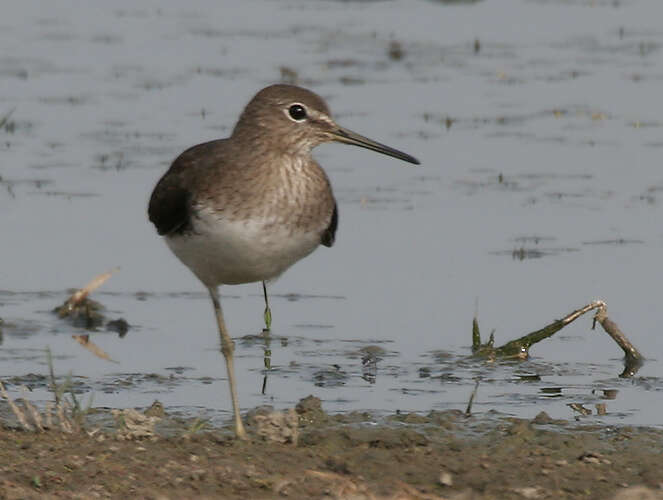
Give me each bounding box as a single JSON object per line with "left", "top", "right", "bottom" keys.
{"left": 261, "top": 281, "right": 272, "bottom": 378}
{"left": 262, "top": 280, "right": 272, "bottom": 331}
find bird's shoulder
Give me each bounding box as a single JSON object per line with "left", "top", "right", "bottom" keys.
{"left": 148, "top": 139, "right": 230, "bottom": 236}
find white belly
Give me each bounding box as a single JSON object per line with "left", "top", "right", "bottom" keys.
{"left": 165, "top": 208, "right": 322, "bottom": 287}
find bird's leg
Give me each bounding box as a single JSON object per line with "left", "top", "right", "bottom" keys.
{"left": 261, "top": 282, "right": 272, "bottom": 394}
{"left": 208, "top": 287, "right": 247, "bottom": 440}
{"left": 262, "top": 280, "right": 272, "bottom": 332}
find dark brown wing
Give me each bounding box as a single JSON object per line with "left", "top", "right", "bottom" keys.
{"left": 321, "top": 203, "right": 338, "bottom": 247}
{"left": 147, "top": 140, "right": 223, "bottom": 236}
{"left": 148, "top": 178, "right": 190, "bottom": 236}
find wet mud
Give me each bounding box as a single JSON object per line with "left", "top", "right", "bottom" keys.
{"left": 1, "top": 396, "right": 663, "bottom": 499}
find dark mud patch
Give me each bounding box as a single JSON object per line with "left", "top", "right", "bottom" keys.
{"left": 1, "top": 396, "right": 663, "bottom": 499}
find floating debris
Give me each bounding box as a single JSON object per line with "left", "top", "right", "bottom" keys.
{"left": 54, "top": 267, "right": 119, "bottom": 327}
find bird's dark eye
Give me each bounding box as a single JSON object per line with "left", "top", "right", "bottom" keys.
{"left": 288, "top": 104, "right": 307, "bottom": 121}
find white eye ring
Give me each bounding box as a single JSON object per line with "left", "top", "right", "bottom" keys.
{"left": 287, "top": 103, "right": 307, "bottom": 122}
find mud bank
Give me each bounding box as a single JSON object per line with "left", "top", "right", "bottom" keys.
{"left": 1, "top": 396, "right": 662, "bottom": 499}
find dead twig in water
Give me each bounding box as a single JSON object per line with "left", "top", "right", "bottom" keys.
{"left": 56, "top": 267, "right": 119, "bottom": 318}
{"left": 498, "top": 300, "right": 605, "bottom": 358}
{"left": 472, "top": 300, "right": 643, "bottom": 376}
{"left": 53, "top": 268, "right": 120, "bottom": 359}
{"left": 592, "top": 303, "right": 643, "bottom": 377}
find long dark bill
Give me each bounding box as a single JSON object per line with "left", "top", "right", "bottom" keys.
{"left": 333, "top": 126, "right": 420, "bottom": 165}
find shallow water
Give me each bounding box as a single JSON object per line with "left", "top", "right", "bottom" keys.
{"left": 1, "top": 0, "right": 662, "bottom": 427}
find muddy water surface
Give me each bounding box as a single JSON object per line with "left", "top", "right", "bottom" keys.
{"left": 1, "top": 0, "right": 663, "bottom": 428}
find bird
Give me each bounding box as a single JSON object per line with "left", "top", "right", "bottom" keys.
{"left": 148, "top": 84, "right": 419, "bottom": 439}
